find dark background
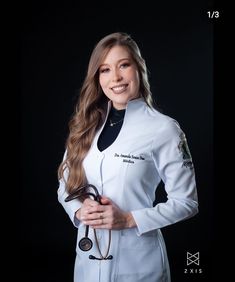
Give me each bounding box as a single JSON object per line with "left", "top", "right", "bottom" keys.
{"left": 20, "top": 1, "right": 216, "bottom": 281}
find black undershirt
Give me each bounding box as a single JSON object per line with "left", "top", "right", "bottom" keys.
{"left": 97, "top": 106, "right": 126, "bottom": 152}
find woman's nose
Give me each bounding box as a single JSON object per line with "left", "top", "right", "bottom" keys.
{"left": 112, "top": 69, "right": 122, "bottom": 82}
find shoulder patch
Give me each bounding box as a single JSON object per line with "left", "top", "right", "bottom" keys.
{"left": 178, "top": 132, "right": 194, "bottom": 169}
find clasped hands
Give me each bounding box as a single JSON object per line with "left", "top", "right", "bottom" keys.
{"left": 76, "top": 196, "right": 136, "bottom": 230}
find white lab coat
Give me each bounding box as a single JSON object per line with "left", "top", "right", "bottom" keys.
{"left": 58, "top": 97, "right": 198, "bottom": 282}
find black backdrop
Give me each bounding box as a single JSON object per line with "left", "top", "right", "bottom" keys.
{"left": 20, "top": 1, "right": 215, "bottom": 281}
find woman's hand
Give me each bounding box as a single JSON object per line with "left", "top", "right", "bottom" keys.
{"left": 75, "top": 197, "right": 99, "bottom": 222}
{"left": 76, "top": 196, "right": 136, "bottom": 230}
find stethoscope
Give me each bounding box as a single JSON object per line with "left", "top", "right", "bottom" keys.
{"left": 65, "top": 184, "right": 113, "bottom": 260}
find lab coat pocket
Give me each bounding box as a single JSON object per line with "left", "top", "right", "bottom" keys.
{"left": 117, "top": 229, "right": 164, "bottom": 280}
{"left": 121, "top": 228, "right": 158, "bottom": 249}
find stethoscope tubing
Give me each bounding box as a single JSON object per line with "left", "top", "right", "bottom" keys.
{"left": 65, "top": 184, "right": 113, "bottom": 260}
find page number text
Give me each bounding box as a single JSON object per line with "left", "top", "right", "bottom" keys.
{"left": 207, "top": 11, "right": 219, "bottom": 18}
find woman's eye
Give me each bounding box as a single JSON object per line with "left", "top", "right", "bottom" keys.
{"left": 100, "top": 68, "right": 109, "bottom": 73}
{"left": 120, "top": 63, "right": 130, "bottom": 69}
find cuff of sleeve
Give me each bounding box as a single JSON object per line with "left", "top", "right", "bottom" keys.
{"left": 68, "top": 202, "right": 81, "bottom": 227}
{"left": 131, "top": 209, "right": 149, "bottom": 236}
{"left": 73, "top": 212, "right": 80, "bottom": 228}
{"left": 57, "top": 174, "right": 82, "bottom": 228}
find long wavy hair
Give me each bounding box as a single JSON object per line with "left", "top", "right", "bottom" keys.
{"left": 58, "top": 32, "right": 154, "bottom": 200}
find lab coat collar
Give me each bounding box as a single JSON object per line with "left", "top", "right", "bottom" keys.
{"left": 107, "top": 97, "right": 145, "bottom": 113}
{"left": 104, "top": 97, "right": 146, "bottom": 129}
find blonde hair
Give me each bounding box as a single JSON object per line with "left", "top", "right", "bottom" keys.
{"left": 58, "top": 32, "right": 154, "bottom": 200}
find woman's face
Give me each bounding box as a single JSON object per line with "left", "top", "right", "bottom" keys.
{"left": 99, "top": 45, "right": 140, "bottom": 110}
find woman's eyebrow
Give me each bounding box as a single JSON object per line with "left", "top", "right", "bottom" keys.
{"left": 100, "top": 58, "right": 131, "bottom": 67}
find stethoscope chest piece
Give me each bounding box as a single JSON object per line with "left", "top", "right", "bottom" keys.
{"left": 79, "top": 237, "right": 93, "bottom": 251}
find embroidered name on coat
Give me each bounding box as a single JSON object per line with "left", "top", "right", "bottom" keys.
{"left": 114, "top": 153, "right": 145, "bottom": 164}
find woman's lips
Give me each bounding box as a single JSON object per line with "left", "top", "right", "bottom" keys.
{"left": 111, "top": 84, "right": 128, "bottom": 94}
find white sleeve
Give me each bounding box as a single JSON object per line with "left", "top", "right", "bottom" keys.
{"left": 131, "top": 120, "right": 199, "bottom": 235}
{"left": 57, "top": 152, "right": 82, "bottom": 228}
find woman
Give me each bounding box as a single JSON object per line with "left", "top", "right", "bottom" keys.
{"left": 57, "top": 32, "right": 198, "bottom": 282}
